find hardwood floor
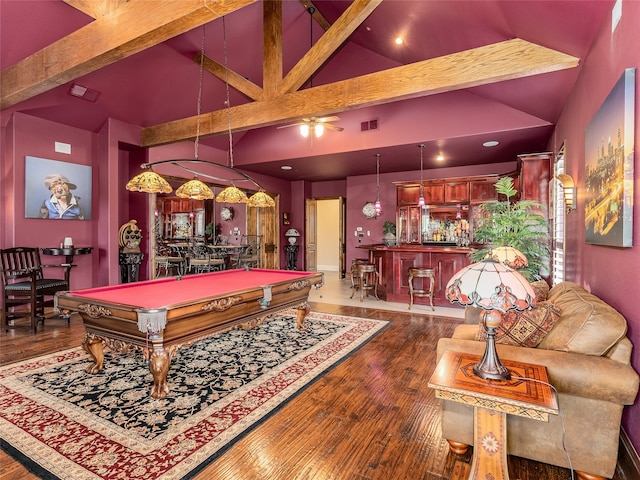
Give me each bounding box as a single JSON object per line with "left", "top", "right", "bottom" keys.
{"left": 0, "top": 302, "right": 622, "bottom": 480}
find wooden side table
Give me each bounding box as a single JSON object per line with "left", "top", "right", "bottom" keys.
{"left": 428, "top": 350, "right": 558, "bottom": 480}
{"left": 41, "top": 246, "right": 93, "bottom": 284}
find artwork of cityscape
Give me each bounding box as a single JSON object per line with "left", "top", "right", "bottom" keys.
{"left": 584, "top": 68, "right": 635, "bottom": 247}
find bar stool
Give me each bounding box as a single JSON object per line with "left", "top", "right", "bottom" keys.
{"left": 408, "top": 267, "right": 435, "bottom": 310}
{"left": 350, "top": 258, "right": 370, "bottom": 292}
{"left": 350, "top": 263, "right": 379, "bottom": 302}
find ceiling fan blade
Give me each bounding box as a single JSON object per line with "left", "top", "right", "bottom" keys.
{"left": 317, "top": 116, "right": 341, "bottom": 123}
{"left": 277, "top": 123, "right": 305, "bottom": 129}
{"left": 324, "top": 124, "right": 344, "bottom": 132}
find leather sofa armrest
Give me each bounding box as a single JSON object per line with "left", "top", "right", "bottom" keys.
{"left": 451, "top": 324, "right": 478, "bottom": 340}
{"left": 437, "top": 338, "right": 639, "bottom": 405}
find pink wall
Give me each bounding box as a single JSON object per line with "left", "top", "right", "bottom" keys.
{"left": 552, "top": 0, "right": 640, "bottom": 449}
{"left": 0, "top": 114, "right": 295, "bottom": 286}
{"left": 1, "top": 113, "right": 95, "bottom": 290}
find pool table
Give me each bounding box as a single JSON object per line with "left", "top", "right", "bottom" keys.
{"left": 55, "top": 268, "right": 324, "bottom": 398}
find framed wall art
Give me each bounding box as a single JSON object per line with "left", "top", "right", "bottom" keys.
{"left": 25, "top": 156, "right": 92, "bottom": 220}
{"left": 584, "top": 68, "right": 635, "bottom": 247}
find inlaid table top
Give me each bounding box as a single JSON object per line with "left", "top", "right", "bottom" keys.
{"left": 429, "top": 350, "right": 558, "bottom": 421}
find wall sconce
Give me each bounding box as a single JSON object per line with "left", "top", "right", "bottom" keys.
{"left": 557, "top": 173, "right": 576, "bottom": 213}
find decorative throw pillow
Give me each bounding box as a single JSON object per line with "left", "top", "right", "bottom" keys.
{"left": 475, "top": 300, "right": 561, "bottom": 348}
{"left": 529, "top": 279, "right": 550, "bottom": 303}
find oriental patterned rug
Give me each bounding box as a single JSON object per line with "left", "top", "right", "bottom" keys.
{"left": 0, "top": 310, "right": 387, "bottom": 480}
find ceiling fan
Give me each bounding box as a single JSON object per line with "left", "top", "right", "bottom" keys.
{"left": 278, "top": 116, "right": 344, "bottom": 138}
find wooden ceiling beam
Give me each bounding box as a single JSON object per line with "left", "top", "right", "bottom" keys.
{"left": 299, "top": 0, "right": 331, "bottom": 32}
{"left": 195, "top": 53, "right": 264, "bottom": 101}
{"left": 0, "top": 0, "right": 258, "bottom": 109}
{"left": 263, "top": 0, "right": 282, "bottom": 98}
{"left": 141, "top": 38, "right": 579, "bottom": 147}
{"left": 62, "top": 0, "right": 126, "bottom": 19}
{"left": 279, "top": 0, "right": 382, "bottom": 95}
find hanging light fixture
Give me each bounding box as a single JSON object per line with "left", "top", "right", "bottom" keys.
{"left": 176, "top": 176, "right": 213, "bottom": 200}
{"left": 126, "top": 169, "right": 172, "bottom": 194}
{"left": 374, "top": 153, "right": 382, "bottom": 216}
{"left": 418, "top": 143, "right": 425, "bottom": 206}
{"left": 126, "top": 28, "right": 214, "bottom": 200}
{"left": 126, "top": 21, "right": 273, "bottom": 208}
{"left": 175, "top": 28, "right": 213, "bottom": 200}
{"left": 248, "top": 189, "right": 276, "bottom": 208}
{"left": 301, "top": 7, "right": 314, "bottom": 139}
{"left": 216, "top": 16, "right": 249, "bottom": 204}
{"left": 300, "top": 7, "right": 322, "bottom": 139}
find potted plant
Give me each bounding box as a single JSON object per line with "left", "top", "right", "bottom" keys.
{"left": 205, "top": 222, "right": 220, "bottom": 242}
{"left": 382, "top": 221, "right": 396, "bottom": 246}
{"left": 470, "top": 177, "right": 550, "bottom": 281}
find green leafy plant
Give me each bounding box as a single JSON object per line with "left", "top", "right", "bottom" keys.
{"left": 205, "top": 222, "right": 220, "bottom": 238}
{"left": 383, "top": 221, "right": 396, "bottom": 235}
{"left": 471, "top": 177, "right": 550, "bottom": 281}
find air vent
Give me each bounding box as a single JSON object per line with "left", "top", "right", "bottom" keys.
{"left": 360, "top": 119, "right": 379, "bottom": 131}
{"left": 68, "top": 83, "right": 100, "bottom": 102}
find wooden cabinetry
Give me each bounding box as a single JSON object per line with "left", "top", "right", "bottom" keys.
{"left": 397, "top": 185, "right": 420, "bottom": 206}
{"left": 469, "top": 178, "right": 498, "bottom": 204}
{"left": 393, "top": 155, "right": 551, "bottom": 244}
{"left": 397, "top": 206, "right": 423, "bottom": 244}
{"left": 423, "top": 184, "right": 445, "bottom": 204}
{"left": 517, "top": 153, "right": 551, "bottom": 203}
{"left": 444, "top": 181, "right": 469, "bottom": 204}
{"left": 360, "top": 245, "right": 472, "bottom": 307}
{"left": 397, "top": 184, "right": 445, "bottom": 205}
{"left": 157, "top": 197, "right": 206, "bottom": 240}
{"left": 431, "top": 251, "right": 467, "bottom": 299}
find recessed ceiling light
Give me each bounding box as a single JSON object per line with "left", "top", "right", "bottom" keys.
{"left": 483, "top": 140, "right": 499, "bottom": 147}
{"left": 436, "top": 154, "right": 444, "bottom": 162}
{"left": 281, "top": 165, "right": 292, "bottom": 170}
{"left": 395, "top": 37, "right": 404, "bottom": 45}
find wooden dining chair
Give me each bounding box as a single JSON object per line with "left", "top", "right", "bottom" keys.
{"left": 1, "top": 247, "right": 72, "bottom": 333}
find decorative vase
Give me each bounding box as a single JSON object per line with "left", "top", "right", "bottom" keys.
{"left": 383, "top": 233, "right": 396, "bottom": 246}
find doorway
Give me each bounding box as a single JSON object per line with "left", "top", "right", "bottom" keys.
{"left": 305, "top": 197, "right": 346, "bottom": 278}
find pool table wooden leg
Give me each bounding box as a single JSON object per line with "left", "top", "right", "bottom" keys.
{"left": 296, "top": 302, "right": 310, "bottom": 330}
{"left": 146, "top": 344, "right": 177, "bottom": 399}
{"left": 82, "top": 334, "right": 104, "bottom": 374}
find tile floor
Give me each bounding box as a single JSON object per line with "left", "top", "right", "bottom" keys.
{"left": 308, "top": 270, "right": 465, "bottom": 319}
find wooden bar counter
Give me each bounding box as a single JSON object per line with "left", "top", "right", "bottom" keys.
{"left": 358, "top": 244, "right": 472, "bottom": 307}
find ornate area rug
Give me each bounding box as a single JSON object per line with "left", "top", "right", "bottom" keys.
{"left": 0, "top": 310, "right": 387, "bottom": 479}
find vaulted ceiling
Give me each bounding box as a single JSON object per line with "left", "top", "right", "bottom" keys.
{"left": 0, "top": 0, "right": 614, "bottom": 182}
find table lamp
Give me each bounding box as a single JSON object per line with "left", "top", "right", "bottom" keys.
{"left": 487, "top": 245, "right": 528, "bottom": 270}
{"left": 285, "top": 228, "right": 300, "bottom": 245}
{"left": 445, "top": 256, "right": 535, "bottom": 380}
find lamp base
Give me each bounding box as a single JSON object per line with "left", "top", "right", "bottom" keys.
{"left": 474, "top": 311, "right": 511, "bottom": 381}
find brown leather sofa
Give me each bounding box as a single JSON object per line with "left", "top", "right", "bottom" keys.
{"left": 436, "top": 281, "right": 639, "bottom": 480}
